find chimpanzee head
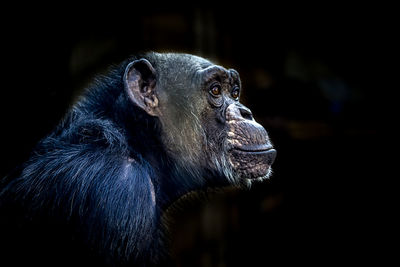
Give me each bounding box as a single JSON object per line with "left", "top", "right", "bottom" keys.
{"left": 124, "top": 52, "right": 276, "bottom": 186}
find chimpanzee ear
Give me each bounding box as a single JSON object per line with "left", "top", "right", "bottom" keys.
{"left": 124, "top": 59, "right": 159, "bottom": 116}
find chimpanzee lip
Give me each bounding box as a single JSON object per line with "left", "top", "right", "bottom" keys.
{"left": 233, "top": 144, "right": 274, "bottom": 153}
{"left": 230, "top": 145, "right": 276, "bottom": 179}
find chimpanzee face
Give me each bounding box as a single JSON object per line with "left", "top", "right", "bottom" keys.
{"left": 124, "top": 53, "right": 276, "bottom": 186}
{"left": 195, "top": 63, "right": 276, "bottom": 185}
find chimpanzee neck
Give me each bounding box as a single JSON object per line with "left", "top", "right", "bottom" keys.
{"left": 167, "top": 167, "right": 204, "bottom": 209}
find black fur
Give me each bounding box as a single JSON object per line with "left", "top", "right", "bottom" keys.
{"left": 0, "top": 53, "right": 220, "bottom": 266}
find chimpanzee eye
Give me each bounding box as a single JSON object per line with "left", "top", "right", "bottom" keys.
{"left": 210, "top": 84, "right": 222, "bottom": 96}
{"left": 231, "top": 87, "right": 240, "bottom": 100}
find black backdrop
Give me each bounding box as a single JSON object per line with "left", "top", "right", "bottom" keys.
{"left": 0, "top": 4, "right": 394, "bottom": 266}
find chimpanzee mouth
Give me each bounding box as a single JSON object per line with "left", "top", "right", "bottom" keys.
{"left": 232, "top": 146, "right": 277, "bottom": 167}
{"left": 230, "top": 145, "right": 277, "bottom": 180}
{"left": 232, "top": 144, "right": 274, "bottom": 154}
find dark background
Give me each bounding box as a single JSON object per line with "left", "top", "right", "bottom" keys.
{"left": 0, "top": 5, "right": 394, "bottom": 266}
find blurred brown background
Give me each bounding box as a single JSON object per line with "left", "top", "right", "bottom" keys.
{"left": 0, "top": 4, "right": 394, "bottom": 266}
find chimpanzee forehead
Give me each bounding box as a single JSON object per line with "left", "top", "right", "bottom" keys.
{"left": 190, "top": 56, "right": 240, "bottom": 86}
{"left": 147, "top": 52, "right": 240, "bottom": 90}
{"left": 199, "top": 65, "right": 239, "bottom": 85}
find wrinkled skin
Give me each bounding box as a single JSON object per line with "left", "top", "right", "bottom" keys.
{"left": 128, "top": 53, "right": 276, "bottom": 186}
{"left": 196, "top": 63, "right": 276, "bottom": 184}
{"left": 226, "top": 104, "right": 276, "bottom": 180}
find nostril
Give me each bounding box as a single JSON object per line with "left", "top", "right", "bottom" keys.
{"left": 239, "top": 107, "right": 253, "bottom": 121}
{"left": 225, "top": 104, "right": 255, "bottom": 122}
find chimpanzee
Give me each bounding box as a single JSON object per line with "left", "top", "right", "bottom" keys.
{"left": 0, "top": 52, "right": 276, "bottom": 266}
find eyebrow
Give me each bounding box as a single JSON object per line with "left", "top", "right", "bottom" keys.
{"left": 228, "top": 69, "right": 240, "bottom": 87}
{"left": 201, "top": 65, "right": 230, "bottom": 84}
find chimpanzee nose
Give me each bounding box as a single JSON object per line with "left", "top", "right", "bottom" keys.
{"left": 238, "top": 106, "right": 254, "bottom": 121}
{"left": 226, "top": 104, "right": 254, "bottom": 122}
